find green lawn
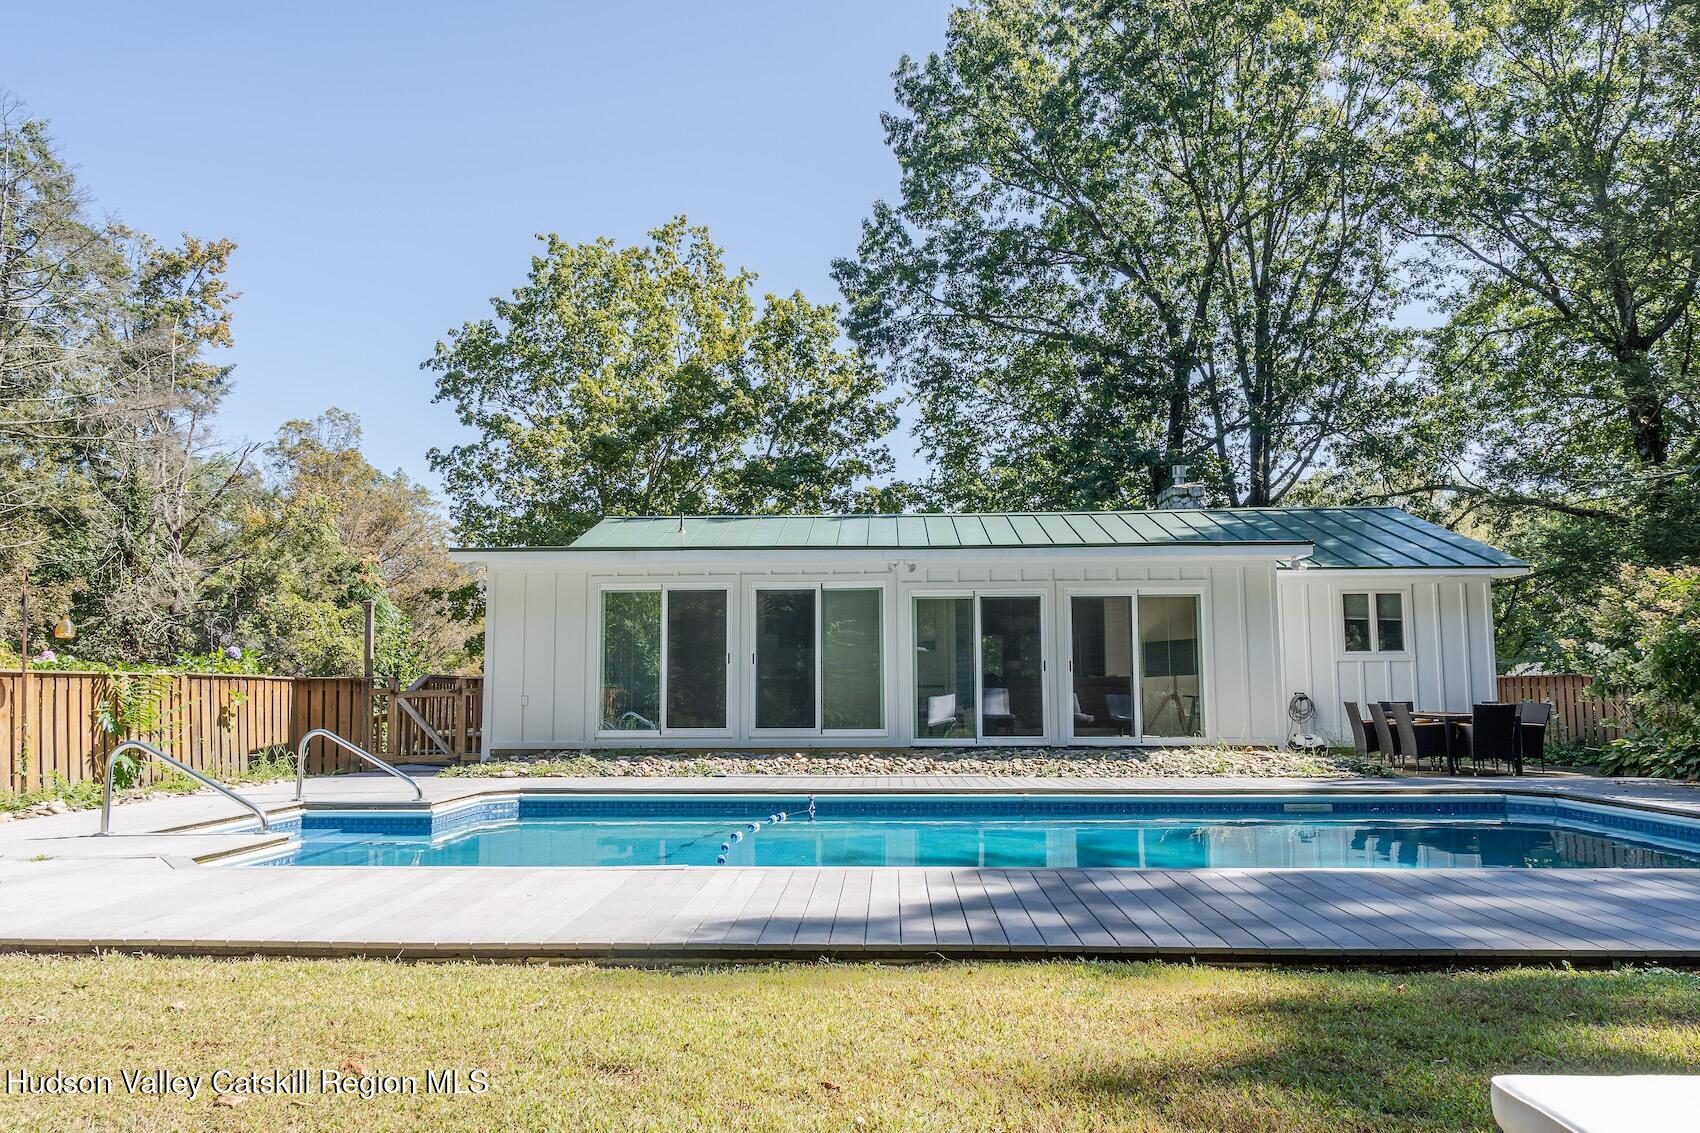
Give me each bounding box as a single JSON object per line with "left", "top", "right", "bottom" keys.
{"left": 2, "top": 956, "right": 1697, "bottom": 1131}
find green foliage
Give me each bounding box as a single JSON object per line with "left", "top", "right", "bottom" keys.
{"left": 426, "top": 218, "right": 899, "bottom": 547}
{"left": 835, "top": 0, "right": 1427, "bottom": 509}
{"left": 1331, "top": 0, "right": 1700, "bottom": 666}
{"left": 1586, "top": 566, "right": 1700, "bottom": 778}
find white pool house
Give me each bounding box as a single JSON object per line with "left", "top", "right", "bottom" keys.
{"left": 450, "top": 507, "right": 1527, "bottom": 754}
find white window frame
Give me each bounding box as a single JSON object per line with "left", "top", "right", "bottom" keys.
{"left": 1060, "top": 583, "right": 1211, "bottom": 744}
{"left": 1339, "top": 588, "right": 1411, "bottom": 657}
{"left": 746, "top": 579, "right": 889, "bottom": 739}
{"left": 908, "top": 588, "right": 1051, "bottom": 747}
{"left": 593, "top": 582, "right": 734, "bottom": 739}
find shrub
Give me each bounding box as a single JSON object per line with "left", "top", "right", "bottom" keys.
{"left": 1585, "top": 566, "right": 1700, "bottom": 779}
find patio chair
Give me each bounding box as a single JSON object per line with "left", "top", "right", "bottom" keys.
{"left": 1343, "top": 701, "right": 1380, "bottom": 757}
{"left": 1072, "top": 692, "right": 1096, "bottom": 731}
{"left": 924, "top": 693, "right": 959, "bottom": 737}
{"left": 1517, "top": 701, "right": 1553, "bottom": 771}
{"left": 1371, "top": 710, "right": 1401, "bottom": 769}
{"left": 1104, "top": 693, "right": 1134, "bottom": 736}
{"left": 1456, "top": 702, "right": 1521, "bottom": 775}
{"left": 1392, "top": 704, "right": 1447, "bottom": 773}
{"left": 981, "top": 687, "right": 1016, "bottom": 735}
{"left": 1378, "top": 700, "right": 1414, "bottom": 717}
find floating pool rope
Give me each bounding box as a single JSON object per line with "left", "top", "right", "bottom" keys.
{"left": 714, "top": 796, "right": 817, "bottom": 864}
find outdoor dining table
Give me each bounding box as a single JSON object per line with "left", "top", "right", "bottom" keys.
{"left": 1377, "top": 709, "right": 1476, "bottom": 775}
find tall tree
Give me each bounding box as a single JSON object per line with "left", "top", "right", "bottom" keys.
{"left": 427, "top": 218, "right": 898, "bottom": 545}
{"left": 255, "top": 409, "right": 470, "bottom": 673}
{"left": 835, "top": 0, "right": 1425, "bottom": 508}
{"left": 0, "top": 97, "right": 252, "bottom": 659}
{"left": 1353, "top": 0, "right": 1700, "bottom": 663}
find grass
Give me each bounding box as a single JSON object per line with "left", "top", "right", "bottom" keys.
{"left": 2, "top": 957, "right": 1697, "bottom": 1131}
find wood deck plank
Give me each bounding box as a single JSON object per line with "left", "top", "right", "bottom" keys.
{"left": 864, "top": 870, "right": 902, "bottom": 946}
{"left": 793, "top": 871, "right": 847, "bottom": 947}
{"left": 756, "top": 871, "right": 822, "bottom": 946}
{"left": 926, "top": 871, "right": 974, "bottom": 946}
{"left": 897, "top": 870, "right": 936, "bottom": 947}
{"left": 952, "top": 872, "right": 1010, "bottom": 949}
{"left": 829, "top": 870, "right": 872, "bottom": 946}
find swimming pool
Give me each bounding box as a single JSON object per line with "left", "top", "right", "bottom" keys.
{"left": 250, "top": 793, "right": 1700, "bottom": 869}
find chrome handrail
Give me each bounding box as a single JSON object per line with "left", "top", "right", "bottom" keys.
{"left": 97, "top": 739, "right": 271, "bottom": 836}
{"left": 295, "top": 728, "right": 424, "bottom": 802}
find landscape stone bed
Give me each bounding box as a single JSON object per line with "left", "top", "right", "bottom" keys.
{"left": 442, "top": 746, "right": 1387, "bottom": 780}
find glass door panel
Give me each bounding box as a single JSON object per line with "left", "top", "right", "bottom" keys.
{"left": 1070, "top": 596, "right": 1134, "bottom": 737}
{"left": 979, "top": 596, "right": 1044, "bottom": 737}
{"left": 755, "top": 589, "right": 816, "bottom": 729}
{"left": 1138, "top": 595, "right": 1203, "bottom": 737}
{"left": 601, "top": 591, "right": 661, "bottom": 731}
{"left": 914, "top": 598, "right": 974, "bottom": 738}
{"left": 665, "top": 590, "right": 727, "bottom": 729}
{"left": 822, "top": 589, "right": 882, "bottom": 729}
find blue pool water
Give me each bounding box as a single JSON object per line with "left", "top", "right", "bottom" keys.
{"left": 262, "top": 794, "right": 1700, "bottom": 869}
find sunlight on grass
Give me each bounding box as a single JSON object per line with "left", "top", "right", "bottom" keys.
{"left": 2, "top": 957, "right": 1697, "bottom": 1131}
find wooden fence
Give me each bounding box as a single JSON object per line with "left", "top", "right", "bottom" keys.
{"left": 1496, "top": 673, "right": 1628, "bottom": 747}
{"left": 1, "top": 671, "right": 484, "bottom": 793}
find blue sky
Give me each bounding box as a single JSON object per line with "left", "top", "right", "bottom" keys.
{"left": 2, "top": 1, "right": 952, "bottom": 490}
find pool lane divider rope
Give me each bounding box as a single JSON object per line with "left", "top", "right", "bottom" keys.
{"left": 716, "top": 795, "right": 816, "bottom": 864}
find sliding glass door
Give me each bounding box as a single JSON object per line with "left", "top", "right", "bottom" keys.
{"left": 914, "top": 594, "right": 1046, "bottom": 741}
{"left": 599, "top": 588, "right": 728, "bottom": 734}
{"left": 666, "top": 590, "right": 728, "bottom": 730}
{"left": 1068, "top": 592, "right": 1205, "bottom": 740}
{"left": 822, "top": 589, "right": 882, "bottom": 730}
{"left": 755, "top": 590, "right": 816, "bottom": 729}
{"left": 601, "top": 590, "right": 662, "bottom": 731}
{"left": 1138, "top": 594, "right": 1203, "bottom": 737}
{"left": 754, "top": 587, "right": 883, "bottom": 733}
{"left": 1069, "top": 596, "right": 1134, "bottom": 737}
{"left": 914, "top": 598, "right": 975, "bottom": 739}
{"left": 979, "top": 597, "right": 1044, "bottom": 737}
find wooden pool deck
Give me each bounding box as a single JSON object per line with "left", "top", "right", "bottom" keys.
{"left": 4, "top": 773, "right": 1700, "bottom": 964}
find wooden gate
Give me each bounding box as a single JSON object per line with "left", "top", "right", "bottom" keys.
{"left": 382, "top": 675, "right": 482, "bottom": 763}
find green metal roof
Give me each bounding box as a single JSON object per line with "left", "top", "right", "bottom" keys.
{"left": 550, "top": 507, "right": 1525, "bottom": 570}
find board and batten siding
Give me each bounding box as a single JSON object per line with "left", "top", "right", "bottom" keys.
{"left": 1277, "top": 573, "right": 1498, "bottom": 743}
{"left": 479, "top": 553, "right": 1289, "bottom": 752}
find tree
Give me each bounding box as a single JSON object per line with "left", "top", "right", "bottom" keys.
{"left": 426, "top": 218, "right": 897, "bottom": 546}
{"left": 834, "top": 0, "right": 1426, "bottom": 509}
{"left": 1351, "top": 0, "right": 1700, "bottom": 664}
{"left": 258, "top": 410, "right": 470, "bottom": 674}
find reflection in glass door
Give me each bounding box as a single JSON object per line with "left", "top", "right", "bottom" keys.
{"left": 755, "top": 590, "right": 816, "bottom": 729}
{"left": 1138, "top": 594, "right": 1203, "bottom": 737}
{"left": 1070, "top": 596, "right": 1134, "bottom": 737}
{"left": 665, "top": 590, "right": 728, "bottom": 729}
{"left": 979, "top": 597, "right": 1043, "bottom": 736}
{"left": 914, "top": 598, "right": 974, "bottom": 738}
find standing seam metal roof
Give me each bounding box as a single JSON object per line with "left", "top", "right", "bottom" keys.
{"left": 544, "top": 507, "right": 1525, "bottom": 570}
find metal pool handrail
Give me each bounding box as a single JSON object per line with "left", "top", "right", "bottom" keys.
{"left": 97, "top": 739, "right": 271, "bottom": 836}
{"left": 295, "top": 728, "right": 424, "bottom": 803}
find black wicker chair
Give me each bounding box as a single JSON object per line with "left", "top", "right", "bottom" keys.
{"left": 1517, "top": 701, "right": 1552, "bottom": 771}
{"left": 1343, "top": 701, "right": 1380, "bottom": 758}
{"left": 1456, "top": 702, "right": 1521, "bottom": 775}
{"left": 1392, "top": 704, "right": 1448, "bottom": 773}
{"left": 1371, "top": 710, "right": 1401, "bottom": 769}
